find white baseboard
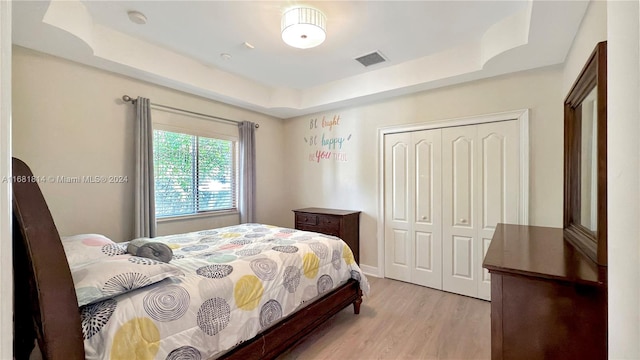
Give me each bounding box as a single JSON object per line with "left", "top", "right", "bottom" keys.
{"left": 359, "top": 264, "right": 381, "bottom": 278}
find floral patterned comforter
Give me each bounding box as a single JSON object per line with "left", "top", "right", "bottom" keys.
{"left": 81, "top": 223, "right": 369, "bottom": 360}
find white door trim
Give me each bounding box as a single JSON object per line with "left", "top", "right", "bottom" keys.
{"left": 376, "top": 109, "right": 529, "bottom": 278}
{"left": 0, "top": 1, "right": 12, "bottom": 358}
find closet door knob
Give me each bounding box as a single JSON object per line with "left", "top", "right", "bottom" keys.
{"left": 460, "top": 218, "right": 467, "bottom": 224}
{"left": 421, "top": 216, "right": 428, "bottom": 220}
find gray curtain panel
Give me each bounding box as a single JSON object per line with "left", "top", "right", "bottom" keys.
{"left": 238, "top": 121, "right": 256, "bottom": 223}
{"left": 134, "top": 97, "right": 157, "bottom": 238}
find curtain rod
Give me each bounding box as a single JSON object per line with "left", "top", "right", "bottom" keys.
{"left": 121, "top": 95, "right": 259, "bottom": 128}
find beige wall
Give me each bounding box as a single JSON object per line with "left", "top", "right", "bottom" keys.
{"left": 12, "top": 46, "right": 290, "bottom": 242}
{"left": 284, "top": 66, "right": 564, "bottom": 270}
{"left": 562, "top": 0, "right": 607, "bottom": 95}
{"left": 607, "top": 0, "right": 640, "bottom": 355}
{"left": 13, "top": 46, "right": 566, "bottom": 272}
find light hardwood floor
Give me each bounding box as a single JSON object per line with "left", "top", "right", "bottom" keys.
{"left": 278, "top": 276, "right": 491, "bottom": 360}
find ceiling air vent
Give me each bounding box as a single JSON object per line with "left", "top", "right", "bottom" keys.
{"left": 355, "top": 51, "right": 387, "bottom": 67}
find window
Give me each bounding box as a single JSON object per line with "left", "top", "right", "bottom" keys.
{"left": 153, "top": 128, "right": 237, "bottom": 218}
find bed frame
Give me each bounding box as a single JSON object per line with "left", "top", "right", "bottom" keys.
{"left": 12, "top": 157, "right": 363, "bottom": 360}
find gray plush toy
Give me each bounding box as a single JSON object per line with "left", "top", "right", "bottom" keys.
{"left": 127, "top": 238, "right": 173, "bottom": 263}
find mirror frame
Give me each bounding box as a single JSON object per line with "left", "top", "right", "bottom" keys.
{"left": 564, "top": 41, "right": 607, "bottom": 266}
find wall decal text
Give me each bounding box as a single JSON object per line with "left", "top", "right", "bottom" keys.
{"left": 303, "top": 114, "right": 351, "bottom": 163}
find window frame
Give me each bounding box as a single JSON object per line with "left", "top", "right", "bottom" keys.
{"left": 152, "top": 123, "right": 239, "bottom": 220}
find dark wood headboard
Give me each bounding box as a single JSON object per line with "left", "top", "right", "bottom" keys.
{"left": 12, "top": 158, "right": 84, "bottom": 359}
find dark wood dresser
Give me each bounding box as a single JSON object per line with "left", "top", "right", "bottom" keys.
{"left": 293, "top": 208, "right": 361, "bottom": 264}
{"left": 483, "top": 224, "right": 607, "bottom": 360}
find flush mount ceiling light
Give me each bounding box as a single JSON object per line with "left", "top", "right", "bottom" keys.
{"left": 281, "top": 6, "right": 326, "bottom": 49}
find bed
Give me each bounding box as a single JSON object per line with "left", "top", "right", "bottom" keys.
{"left": 11, "top": 157, "right": 368, "bottom": 359}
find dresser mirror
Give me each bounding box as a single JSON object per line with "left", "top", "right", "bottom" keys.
{"left": 564, "top": 41, "right": 607, "bottom": 266}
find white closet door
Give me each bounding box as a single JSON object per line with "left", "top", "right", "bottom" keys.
{"left": 384, "top": 130, "right": 442, "bottom": 288}
{"left": 385, "top": 120, "right": 520, "bottom": 300}
{"left": 442, "top": 126, "right": 478, "bottom": 298}
{"left": 412, "top": 130, "right": 442, "bottom": 288}
{"left": 384, "top": 132, "right": 412, "bottom": 282}
{"left": 442, "top": 121, "right": 520, "bottom": 299}
{"left": 476, "top": 121, "right": 519, "bottom": 300}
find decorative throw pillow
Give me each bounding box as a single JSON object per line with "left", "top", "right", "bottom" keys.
{"left": 71, "top": 255, "right": 184, "bottom": 306}
{"left": 61, "top": 234, "right": 127, "bottom": 269}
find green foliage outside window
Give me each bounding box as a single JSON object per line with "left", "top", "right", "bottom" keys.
{"left": 153, "top": 129, "right": 236, "bottom": 217}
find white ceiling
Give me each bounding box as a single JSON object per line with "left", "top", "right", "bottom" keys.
{"left": 12, "top": 0, "right": 590, "bottom": 118}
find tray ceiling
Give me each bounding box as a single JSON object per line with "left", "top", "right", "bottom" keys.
{"left": 12, "top": 0, "right": 589, "bottom": 118}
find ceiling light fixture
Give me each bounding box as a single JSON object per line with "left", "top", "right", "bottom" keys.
{"left": 281, "top": 6, "right": 326, "bottom": 49}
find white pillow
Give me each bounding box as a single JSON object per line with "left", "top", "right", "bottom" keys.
{"left": 62, "top": 234, "right": 184, "bottom": 306}
{"left": 61, "top": 234, "right": 127, "bottom": 269}
{"left": 72, "top": 255, "right": 184, "bottom": 306}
